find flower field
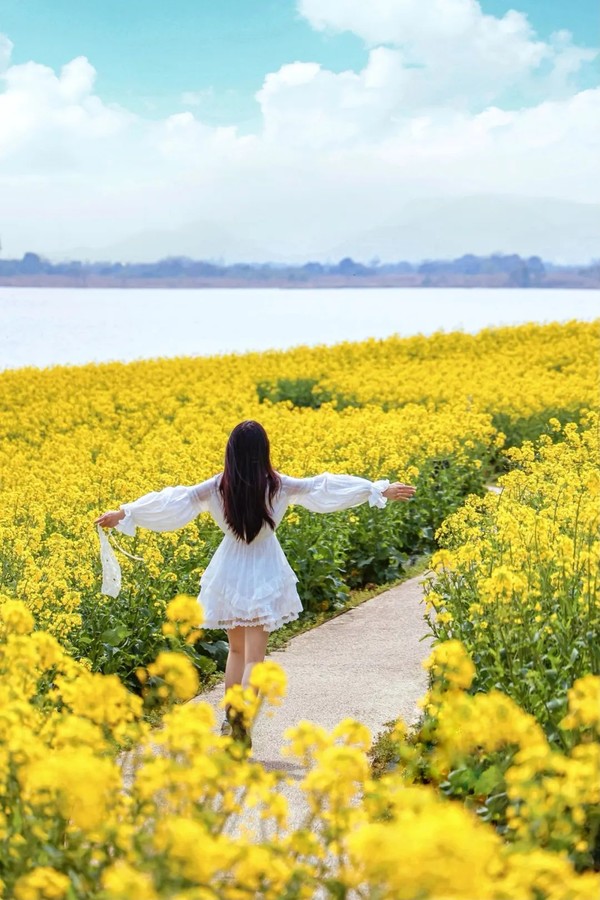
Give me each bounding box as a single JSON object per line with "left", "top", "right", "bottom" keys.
{"left": 0, "top": 317, "right": 599, "bottom": 897}
{"left": 0, "top": 319, "right": 596, "bottom": 687}
{"left": 387, "top": 410, "right": 599, "bottom": 873}
{"left": 0, "top": 596, "right": 598, "bottom": 898}
{"left": 423, "top": 413, "right": 599, "bottom": 745}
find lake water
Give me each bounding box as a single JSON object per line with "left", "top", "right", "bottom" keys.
{"left": 0, "top": 287, "right": 598, "bottom": 372}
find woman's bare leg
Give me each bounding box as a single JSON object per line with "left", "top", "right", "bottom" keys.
{"left": 225, "top": 626, "right": 245, "bottom": 691}
{"left": 242, "top": 625, "right": 270, "bottom": 692}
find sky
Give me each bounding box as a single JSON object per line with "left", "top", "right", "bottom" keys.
{"left": 1, "top": 0, "right": 599, "bottom": 262}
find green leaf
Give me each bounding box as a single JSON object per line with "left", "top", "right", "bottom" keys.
{"left": 474, "top": 765, "right": 504, "bottom": 796}
{"left": 100, "top": 624, "right": 129, "bottom": 646}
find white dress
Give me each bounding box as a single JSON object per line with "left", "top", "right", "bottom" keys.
{"left": 108, "top": 471, "right": 390, "bottom": 633}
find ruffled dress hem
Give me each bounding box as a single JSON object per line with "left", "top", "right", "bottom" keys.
{"left": 200, "top": 608, "right": 301, "bottom": 633}
{"left": 198, "top": 567, "right": 304, "bottom": 633}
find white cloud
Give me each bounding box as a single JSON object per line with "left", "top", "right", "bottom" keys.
{"left": 297, "top": 0, "right": 596, "bottom": 107}
{"left": 299, "top": 0, "right": 538, "bottom": 51}
{"left": 0, "top": 55, "right": 135, "bottom": 172}
{"left": 256, "top": 50, "right": 410, "bottom": 147}
{"left": 0, "top": 2, "right": 598, "bottom": 262}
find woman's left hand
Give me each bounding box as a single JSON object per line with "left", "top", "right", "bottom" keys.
{"left": 383, "top": 482, "right": 416, "bottom": 501}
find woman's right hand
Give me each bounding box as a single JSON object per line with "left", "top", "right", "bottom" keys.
{"left": 382, "top": 482, "right": 416, "bottom": 501}
{"left": 94, "top": 509, "right": 126, "bottom": 528}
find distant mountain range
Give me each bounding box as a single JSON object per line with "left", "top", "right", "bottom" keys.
{"left": 328, "top": 197, "right": 600, "bottom": 267}
{"left": 40, "top": 195, "right": 600, "bottom": 267}
{"left": 45, "top": 221, "right": 269, "bottom": 268}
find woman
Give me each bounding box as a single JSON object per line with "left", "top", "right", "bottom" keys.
{"left": 94, "top": 420, "right": 416, "bottom": 744}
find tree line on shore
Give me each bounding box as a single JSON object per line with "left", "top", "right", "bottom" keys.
{"left": 1, "top": 251, "right": 598, "bottom": 287}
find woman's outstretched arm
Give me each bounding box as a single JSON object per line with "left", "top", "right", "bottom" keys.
{"left": 93, "top": 474, "right": 220, "bottom": 535}
{"left": 280, "top": 472, "right": 415, "bottom": 513}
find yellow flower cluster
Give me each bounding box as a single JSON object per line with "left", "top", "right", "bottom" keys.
{"left": 13, "top": 867, "right": 71, "bottom": 900}
{"left": 422, "top": 638, "right": 476, "bottom": 691}
{"left": 0, "top": 596, "right": 35, "bottom": 636}
{"left": 560, "top": 675, "right": 600, "bottom": 733}
{"left": 141, "top": 651, "right": 200, "bottom": 702}
{"left": 161, "top": 592, "right": 204, "bottom": 644}
{"left": 407, "top": 648, "right": 600, "bottom": 869}
{"left": 248, "top": 659, "right": 288, "bottom": 705}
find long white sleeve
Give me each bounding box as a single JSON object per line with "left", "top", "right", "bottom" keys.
{"left": 281, "top": 472, "right": 390, "bottom": 513}
{"left": 113, "top": 474, "right": 219, "bottom": 537}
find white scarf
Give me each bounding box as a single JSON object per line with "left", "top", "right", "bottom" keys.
{"left": 97, "top": 525, "right": 144, "bottom": 597}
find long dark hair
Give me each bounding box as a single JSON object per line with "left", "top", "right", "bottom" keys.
{"left": 219, "top": 420, "right": 281, "bottom": 543}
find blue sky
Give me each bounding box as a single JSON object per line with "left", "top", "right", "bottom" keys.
{"left": 1, "top": 1, "right": 598, "bottom": 262}
{"left": 1, "top": 0, "right": 598, "bottom": 126}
